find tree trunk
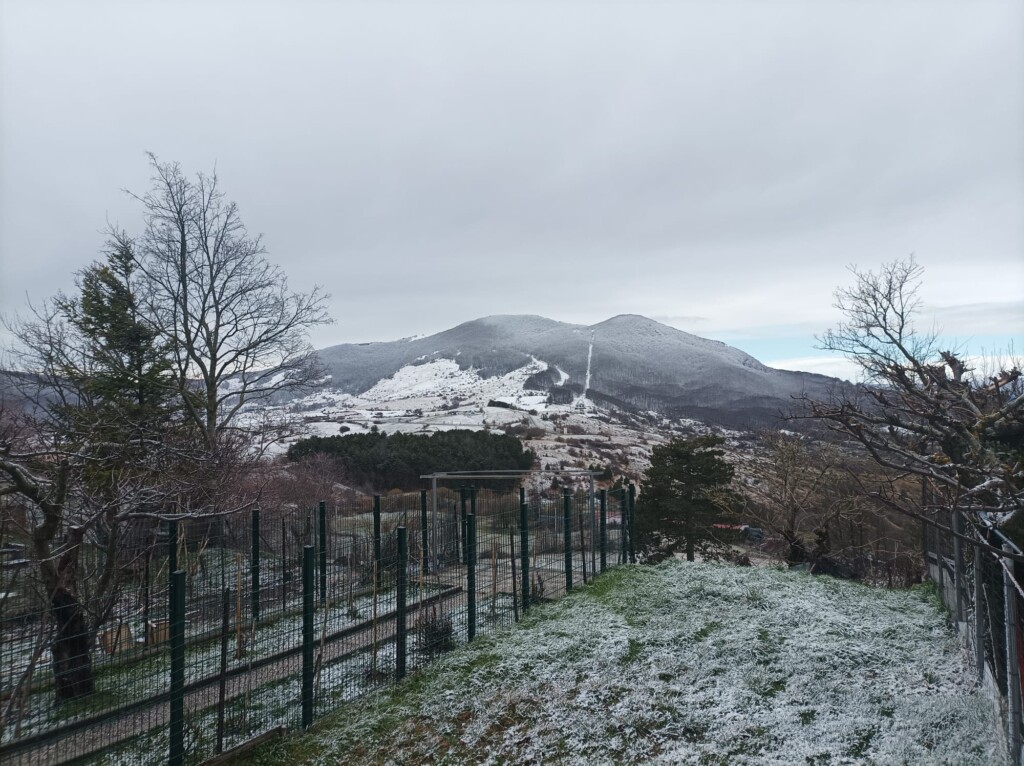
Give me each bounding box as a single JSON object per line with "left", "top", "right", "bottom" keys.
{"left": 783, "top": 530, "right": 810, "bottom": 565}
{"left": 50, "top": 587, "right": 95, "bottom": 702}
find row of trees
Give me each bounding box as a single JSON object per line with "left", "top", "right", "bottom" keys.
{"left": 287, "top": 430, "right": 535, "bottom": 491}
{"left": 1, "top": 156, "right": 330, "bottom": 701}
{"left": 636, "top": 258, "right": 1022, "bottom": 573}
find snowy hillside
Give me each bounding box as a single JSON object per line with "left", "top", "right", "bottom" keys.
{"left": 307, "top": 314, "right": 843, "bottom": 431}
{"left": 359, "top": 358, "right": 547, "bottom": 407}
{"left": 251, "top": 314, "right": 830, "bottom": 474}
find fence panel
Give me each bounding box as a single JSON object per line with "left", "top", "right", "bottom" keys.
{"left": 0, "top": 482, "right": 627, "bottom": 764}
{"left": 923, "top": 515, "right": 1024, "bottom": 765}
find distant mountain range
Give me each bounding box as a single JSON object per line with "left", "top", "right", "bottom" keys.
{"left": 311, "top": 314, "right": 842, "bottom": 429}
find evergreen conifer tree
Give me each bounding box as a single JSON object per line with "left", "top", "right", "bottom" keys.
{"left": 54, "top": 237, "right": 178, "bottom": 493}
{"left": 636, "top": 436, "right": 736, "bottom": 561}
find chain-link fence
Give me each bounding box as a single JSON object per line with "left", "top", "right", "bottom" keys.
{"left": 923, "top": 513, "right": 1024, "bottom": 765}
{"left": 0, "top": 483, "right": 635, "bottom": 765}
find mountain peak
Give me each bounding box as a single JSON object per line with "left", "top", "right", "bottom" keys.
{"left": 591, "top": 314, "right": 677, "bottom": 334}
{"left": 594, "top": 313, "right": 662, "bottom": 326}
{"left": 474, "top": 314, "right": 572, "bottom": 330}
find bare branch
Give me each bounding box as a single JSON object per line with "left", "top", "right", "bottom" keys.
{"left": 800, "top": 257, "right": 1024, "bottom": 528}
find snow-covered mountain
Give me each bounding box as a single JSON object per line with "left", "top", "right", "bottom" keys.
{"left": 306, "top": 314, "right": 839, "bottom": 430}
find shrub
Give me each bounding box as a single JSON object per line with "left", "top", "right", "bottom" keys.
{"left": 416, "top": 605, "right": 454, "bottom": 657}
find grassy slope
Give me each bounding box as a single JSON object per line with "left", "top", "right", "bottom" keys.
{"left": 251, "top": 562, "right": 1002, "bottom": 765}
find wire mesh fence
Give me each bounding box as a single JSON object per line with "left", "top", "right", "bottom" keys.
{"left": 0, "top": 483, "right": 634, "bottom": 765}
{"left": 922, "top": 512, "right": 1024, "bottom": 765}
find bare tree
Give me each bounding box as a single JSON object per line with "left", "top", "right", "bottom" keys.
{"left": 274, "top": 452, "right": 352, "bottom": 509}
{"left": 802, "top": 257, "right": 1023, "bottom": 530}
{"left": 0, "top": 404, "right": 97, "bottom": 702}
{"left": 128, "top": 155, "right": 331, "bottom": 452}
{"left": 0, "top": 221, "right": 268, "bottom": 705}
{"left": 742, "top": 432, "right": 921, "bottom": 580}
{"left": 0, "top": 380, "right": 165, "bottom": 703}
{"left": 745, "top": 432, "right": 851, "bottom": 564}
{"left": 0, "top": 154, "right": 327, "bottom": 706}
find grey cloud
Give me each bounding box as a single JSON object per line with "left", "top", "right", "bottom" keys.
{"left": 927, "top": 302, "right": 1024, "bottom": 338}
{"left": 650, "top": 316, "right": 709, "bottom": 326}
{"left": 1, "top": 1, "right": 1021, "bottom": 356}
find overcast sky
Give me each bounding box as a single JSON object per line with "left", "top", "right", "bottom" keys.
{"left": 1, "top": 1, "right": 1021, "bottom": 381}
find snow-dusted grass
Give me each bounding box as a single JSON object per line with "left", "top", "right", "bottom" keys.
{"left": 251, "top": 562, "right": 1002, "bottom": 765}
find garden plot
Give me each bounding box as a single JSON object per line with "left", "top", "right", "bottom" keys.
{"left": 2, "top": 566, "right": 448, "bottom": 744}
{"left": 64, "top": 593, "right": 518, "bottom": 765}
{"left": 251, "top": 561, "right": 1003, "bottom": 765}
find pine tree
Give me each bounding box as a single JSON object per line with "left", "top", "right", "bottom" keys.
{"left": 636, "top": 436, "right": 736, "bottom": 561}
{"left": 54, "top": 236, "right": 177, "bottom": 491}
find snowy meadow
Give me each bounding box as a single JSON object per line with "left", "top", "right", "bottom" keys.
{"left": 251, "top": 561, "right": 1001, "bottom": 765}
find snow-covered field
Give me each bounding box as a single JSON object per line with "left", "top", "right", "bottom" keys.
{"left": 251, "top": 562, "right": 1001, "bottom": 765}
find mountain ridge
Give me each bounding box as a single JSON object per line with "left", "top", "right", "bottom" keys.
{"left": 311, "top": 314, "right": 841, "bottom": 430}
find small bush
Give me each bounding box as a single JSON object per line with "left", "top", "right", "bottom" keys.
{"left": 416, "top": 605, "right": 454, "bottom": 657}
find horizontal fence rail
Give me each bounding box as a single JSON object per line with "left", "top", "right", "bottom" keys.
{"left": 0, "top": 483, "right": 633, "bottom": 765}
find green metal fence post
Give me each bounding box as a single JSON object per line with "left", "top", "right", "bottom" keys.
{"left": 302, "top": 545, "right": 315, "bottom": 729}
{"left": 628, "top": 484, "right": 637, "bottom": 564}
{"left": 420, "top": 490, "right": 429, "bottom": 576}
{"left": 168, "top": 569, "right": 185, "bottom": 766}
{"left": 167, "top": 517, "right": 178, "bottom": 584}
{"left": 1003, "top": 543, "right": 1022, "bottom": 763}
{"left": 373, "top": 495, "right": 382, "bottom": 591}
{"left": 216, "top": 587, "right": 230, "bottom": 754}
{"left": 251, "top": 510, "right": 261, "bottom": 623}
{"left": 563, "top": 489, "right": 573, "bottom": 593}
{"left": 520, "top": 500, "right": 530, "bottom": 612}
{"left": 281, "top": 518, "right": 288, "bottom": 616}
{"left": 467, "top": 513, "right": 477, "bottom": 642}
{"left": 974, "top": 540, "right": 985, "bottom": 684}
{"left": 469, "top": 486, "right": 479, "bottom": 589}
{"left": 460, "top": 486, "right": 468, "bottom": 565}
{"left": 143, "top": 544, "right": 152, "bottom": 644}
{"left": 319, "top": 501, "right": 328, "bottom": 607}
{"left": 451, "top": 499, "right": 461, "bottom": 565}
{"left": 619, "top": 490, "right": 628, "bottom": 565}
{"left": 397, "top": 527, "right": 408, "bottom": 679}
{"left": 952, "top": 509, "right": 964, "bottom": 622}
{"left": 599, "top": 489, "right": 608, "bottom": 573}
